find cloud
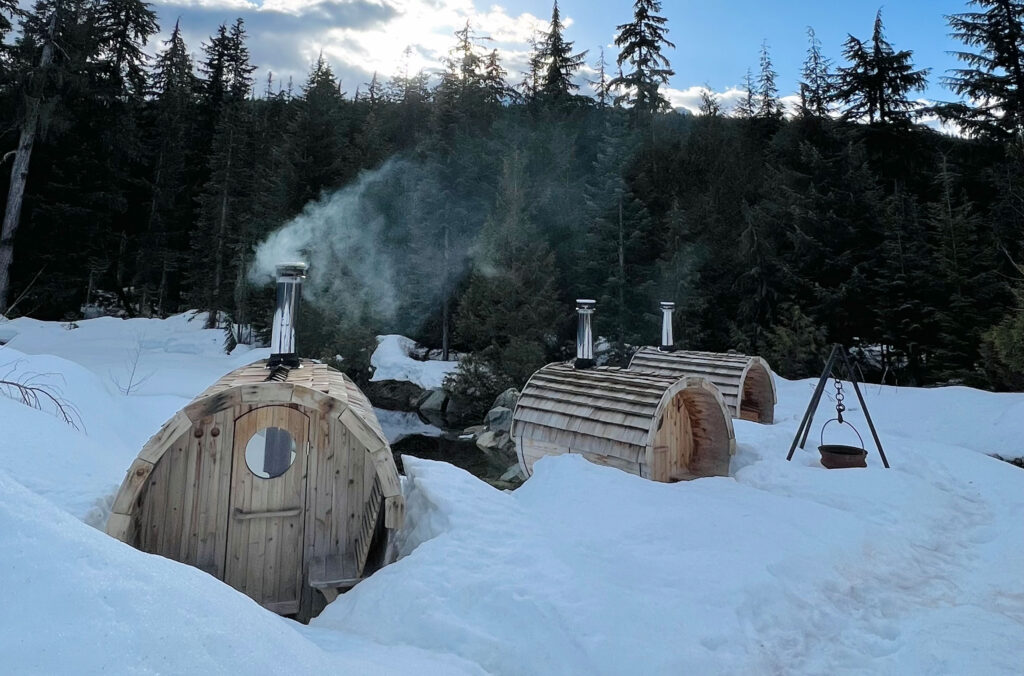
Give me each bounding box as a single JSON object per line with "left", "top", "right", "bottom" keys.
{"left": 152, "top": 0, "right": 550, "bottom": 93}
{"left": 664, "top": 85, "right": 746, "bottom": 115}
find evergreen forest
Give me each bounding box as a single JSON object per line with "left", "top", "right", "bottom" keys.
{"left": 2, "top": 0, "right": 1024, "bottom": 405}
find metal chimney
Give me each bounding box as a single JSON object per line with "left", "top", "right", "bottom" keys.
{"left": 575, "top": 299, "right": 596, "bottom": 369}
{"left": 659, "top": 301, "right": 676, "bottom": 352}
{"left": 268, "top": 262, "right": 307, "bottom": 369}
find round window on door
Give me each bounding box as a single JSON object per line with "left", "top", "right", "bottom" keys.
{"left": 245, "top": 427, "right": 296, "bottom": 479}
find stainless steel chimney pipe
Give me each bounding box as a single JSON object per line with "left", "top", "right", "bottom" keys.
{"left": 268, "top": 262, "right": 308, "bottom": 368}
{"left": 575, "top": 299, "right": 596, "bottom": 369}
{"left": 659, "top": 301, "right": 676, "bottom": 352}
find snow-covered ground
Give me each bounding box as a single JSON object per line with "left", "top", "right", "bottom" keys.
{"left": 0, "top": 313, "right": 1022, "bottom": 674}
{"left": 370, "top": 334, "right": 460, "bottom": 389}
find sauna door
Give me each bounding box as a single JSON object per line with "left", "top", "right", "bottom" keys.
{"left": 226, "top": 406, "right": 309, "bottom": 614}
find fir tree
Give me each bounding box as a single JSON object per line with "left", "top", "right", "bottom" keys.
{"left": 756, "top": 41, "right": 784, "bottom": 119}
{"left": 733, "top": 69, "right": 757, "bottom": 118}
{"left": 137, "top": 20, "right": 197, "bottom": 314}
{"left": 698, "top": 87, "right": 721, "bottom": 116}
{"left": 833, "top": 10, "right": 929, "bottom": 125}
{"left": 191, "top": 19, "right": 257, "bottom": 326}
{"left": 589, "top": 47, "right": 612, "bottom": 108}
{"left": 536, "top": 1, "right": 586, "bottom": 106}
{"left": 799, "top": 27, "right": 833, "bottom": 118}
{"left": 92, "top": 0, "right": 157, "bottom": 99}
{"left": 284, "top": 55, "right": 345, "bottom": 212}
{"left": 936, "top": 0, "right": 1024, "bottom": 140}
{"left": 609, "top": 0, "right": 675, "bottom": 115}
{"left": 481, "top": 49, "right": 511, "bottom": 106}
{"left": 453, "top": 149, "right": 561, "bottom": 394}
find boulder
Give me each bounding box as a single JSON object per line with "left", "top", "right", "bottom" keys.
{"left": 443, "top": 393, "right": 478, "bottom": 428}
{"left": 363, "top": 379, "right": 425, "bottom": 412}
{"left": 475, "top": 429, "right": 517, "bottom": 472}
{"left": 492, "top": 388, "right": 520, "bottom": 411}
{"left": 417, "top": 388, "right": 448, "bottom": 414}
{"left": 500, "top": 463, "right": 525, "bottom": 483}
{"left": 417, "top": 388, "right": 449, "bottom": 428}
{"left": 485, "top": 406, "right": 513, "bottom": 435}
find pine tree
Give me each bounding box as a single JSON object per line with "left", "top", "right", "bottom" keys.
{"left": 799, "top": 27, "right": 833, "bottom": 117}
{"left": 609, "top": 0, "right": 675, "bottom": 114}
{"left": 756, "top": 41, "right": 784, "bottom": 119}
{"left": 137, "top": 20, "right": 198, "bottom": 315}
{"left": 191, "top": 19, "right": 257, "bottom": 326}
{"left": 833, "top": 10, "right": 929, "bottom": 125}
{"left": 698, "top": 87, "right": 721, "bottom": 116}
{"left": 536, "top": 1, "right": 586, "bottom": 106}
{"left": 453, "top": 149, "right": 561, "bottom": 391}
{"left": 481, "top": 49, "right": 511, "bottom": 106}
{"left": 92, "top": 0, "right": 157, "bottom": 99}
{"left": 434, "top": 21, "right": 488, "bottom": 137}
{"left": 733, "top": 69, "right": 757, "bottom": 117}
{"left": 924, "top": 154, "right": 1002, "bottom": 374}
{"left": 1, "top": 0, "right": 93, "bottom": 312}
{"left": 582, "top": 120, "right": 654, "bottom": 353}
{"left": 589, "top": 47, "right": 612, "bottom": 108}
{"left": 387, "top": 46, "right": 431, "bottom": 146}
{"left": 284, "top": 55, "right": 345, "bottom": 212}
{"left": 936, "top": 0, "right": 1024, "bottom": 140}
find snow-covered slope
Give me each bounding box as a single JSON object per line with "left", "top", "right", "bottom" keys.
{"left": 0, "top": 313, "right": 1022, "bottom": 674}
{"left": 370, "top": 334, "right": 459, "bottom": 389}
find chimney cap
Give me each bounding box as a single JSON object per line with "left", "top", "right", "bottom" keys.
{"left": 576, "top": 298, "right": 596, "bottom": 309}
{"left": 659, "top": 301, "right": 675, "bottom": 310}
{"left": 276, "top": 261, "right": 308, "bottom": 278}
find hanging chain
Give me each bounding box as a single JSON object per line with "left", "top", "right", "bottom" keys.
{"left": 834, "top": 378, "right": 845, "bottom": 424}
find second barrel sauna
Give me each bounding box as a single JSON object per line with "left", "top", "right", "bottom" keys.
{"left": 629, "top": 302, "right": 777, "bottom": 424}
{"left": 512, "top": 300, "right": 736, "bottom": 482}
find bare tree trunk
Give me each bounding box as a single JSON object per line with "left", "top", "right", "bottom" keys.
{"left": 0, "top": 11, "right": 58, "bottom": 314}
{"left": 208, "top": 125, "right": 234, "bottom": 328}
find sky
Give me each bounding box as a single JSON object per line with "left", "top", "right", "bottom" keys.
{"left": 151, "top": 0, "right": 971, "bottom": 113}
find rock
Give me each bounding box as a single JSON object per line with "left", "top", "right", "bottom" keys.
{"left": 492, "top": 388, "right": 520, "bottom": 411}
{"left": 417, "top": 388, "right": 449, "bottom": 428}
{"left": 500, "top": 463, "right": 525, "bottom": 482}
{"left": 443, "top": 394, "right": 478, "bottom": 428}
{"left": 462, "top": 425, "right": 487, "bottom": 439}
{"left": 363, "top": 379, "right": 425, "bottom": 412}
{"left": 418, "top": 388, "right": 448, "bottom": 414}
{"left": 475, "top": 429, "right": 517, "bottom": 471}
{"left": 485, "top": 406, "right": 513, "bottom": 435}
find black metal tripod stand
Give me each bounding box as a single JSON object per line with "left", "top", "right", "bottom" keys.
{"left": 786, "top": 344, "right": 890, "bottom": 468}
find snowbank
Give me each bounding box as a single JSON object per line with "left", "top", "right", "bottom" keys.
{"left": 370, "top": 334, "right": 459, "bottom": 389}
{"left": 0, "top": 470, "right": 483, "bottom": 675}
{"left": 0, "top": 312, "right": 1022, "bottom": 674}
{"left": 318, "top": 443, "right": 1024, "bottom": 675}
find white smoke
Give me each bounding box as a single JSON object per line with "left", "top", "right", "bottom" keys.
{"left": 251, "top": 159, "right": 409, "bottom": 321}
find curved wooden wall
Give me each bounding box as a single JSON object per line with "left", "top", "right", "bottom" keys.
{"left": 512, "top": 363, "right": 735, "bottom": 482}
{"left": 628, "top": 347, "right": 777, "bottom": 424}
{"left": 105, "top": 359, "right": 403, "bottom": 620}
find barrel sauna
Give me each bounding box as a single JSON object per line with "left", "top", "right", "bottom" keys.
{"left": 512, "top": 363, "right": 736, "bottom": 481}
{"left": 629, "top": 347, "right": 777, "bottom": 424}
{"left": 105, "top": 264, "right": 403, "bottom": 622}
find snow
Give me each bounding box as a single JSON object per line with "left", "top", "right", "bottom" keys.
{"left": 373, "top": 407, "right": 443, "bottom": 444}
{"left": 0, "top": 313, "right": 1022, "bottom": 674}
{"left": 370, "top": 334, "right": 460, "bottom": 389}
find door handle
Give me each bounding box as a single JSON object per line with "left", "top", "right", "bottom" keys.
{"left": 233, "top": 507, "right": 302, "bottom": 520}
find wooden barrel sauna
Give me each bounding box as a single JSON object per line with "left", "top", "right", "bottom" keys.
{"left": 105, "top": 359, "right": 404, "bottom": 622}
{"left": 512, "top": 363, "right": 736, "bottom": 482}
{"left": 628, "top": 347, "right": 777, "bottom": 424}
